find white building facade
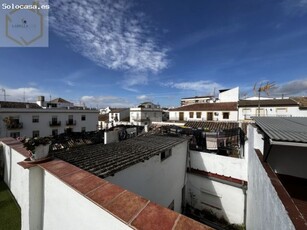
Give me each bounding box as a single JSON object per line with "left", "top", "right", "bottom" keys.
{"left": 238, "top": 98, "right": 307, "bottom": 120}
{"left": 130, "top": 102, "right": 162, "bottom": 126}
{"left": 0, "top": 103, "right": 98, "bottom": 138}
{"left": 169, "top": 102, "right": 238, "bottom": 122}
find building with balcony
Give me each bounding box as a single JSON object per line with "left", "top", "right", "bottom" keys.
{"left": 0, "top": 101, "right": 98, "bottom": 138}
{"left": 130, "top": 102, "right": 162, "bottom": 126}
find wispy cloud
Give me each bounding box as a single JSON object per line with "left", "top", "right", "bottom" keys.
{"left": 163, "top": 80, "right": 222, "bottom": 94}
{"left": 282, "top": 0, "right": 307, "bottom": 16}
{"left": 81, "top": 95, "right": 134, "bottom": 108}
{"left": 121, "top": 73, "right": 149, "bottom": 92}
{"left": 136, "top": 94, "right": 152, "bottom": 101}
{"left": 50, "top": 0, "right": 169, "bottom": 84}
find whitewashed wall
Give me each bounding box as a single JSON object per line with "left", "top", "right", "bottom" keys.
{"left": 190, "top": 150, "right": 247, "bottom": 181}
{"left": 218, "top": 87, "right": 239, "bottom": 102}
{"left": 238, "top": 106, "right": 307, "bottom": 120}
{"left": 1, "top": 140, "right": 133, "bottom": 230}
{"left": 2, "top": 143, "right": 31, "bottom": 230}
{"left": 130, "top": 108, "right": 162, "bottom": 126}
{"left": 187, "top": 174, "right": 245, "bottom": 224}
{"left": 0, "top": 109, "right": 98, "bottom": 138}
{"left": 246, "top": 127, "right": 295, "bottom": 230}
{"left": 106, "top": 141, "right": 188, "bottom": 213}
{"left": 43, "top": 171, "right": 131, "bottom": 230}
{"left": 169, "top": 111, "right": 238, "bottom": 122}
{"left": 187, "top": 150, "right": 247, "bottom": 224}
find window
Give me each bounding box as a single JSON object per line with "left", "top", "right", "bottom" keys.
{"left": 10, "top": 132, "right": 20, "bottom": 138}
{"left": 52, "top": 129, "right": 58, "bottom": 136}
{"left": 32, "top": 115, "right": 39, "bottom": 123}
{"left": 81, "top": 127, "right": 86, "bottom": 132}
{"left": 189, "top": 112, "right": 194, "bottom": 118}
{"left": 161, "top": 149, "right": 172, "bottom": 161}
{"left": 207, "top": 112, "right": 213, "bottom": 121}
{"left": 33, "top": 130, "right": 39, "bottom": 138}
{"left": 196, "top": 112, "right": 201, "bottom": 118}
{"left": 81, "top": 115, "right": 86, "bottom": 121}
{"left": 52, "top": 116, "right": 58, "bottom": 123}
{"left": 223, "top": 112, "right": 229, "bottom": 119}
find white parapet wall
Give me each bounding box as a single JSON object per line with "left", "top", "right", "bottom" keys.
{"left": 190, "top": 150, "right": 247, "bottom": 181}
{"left": 188, "top": 150, "right": 247, "bottom": 224}
{"left": 0, "top": 139, "right": 132, "bottom": 230}
{"left": 187, "top": 173, "right": 245, "bottom": 224}
{"left": 246, "top": 128, "right": 295, "bottom": 230}
{"left": 43, "top": 171, "right": 131, "bottom": 230}
{"left": 2, "top": 142, "right": 30, "bottom": 230}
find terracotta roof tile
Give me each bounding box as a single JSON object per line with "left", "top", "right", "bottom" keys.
{"left": 238, "top": 99, "right": 298, "bottom": 107}
{"left": 40, "top": 160, "right": 81, "bottom": 177}
{"left": 174, "top": 215, "right": 213, "bottom": 230}
{"left": 131, "top": 202, "right": 179, "bottom": 230}
{"left": 50, "top": 98, "right": 72, "bottom": 103}
{"left": 105, "top": 190, "right": 148, "bottom": 222}
{"left": 87, "top": 183, "right": 125, "bottom": 207}
{"left": 169, "top": 102, "right": 237, "bottom": 111}
{"left": 0, "top": 101, "right": 42, "bottom": 109}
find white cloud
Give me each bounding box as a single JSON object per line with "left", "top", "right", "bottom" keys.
{"left": 0, "top": 85, "right": 45, "bottom": 102}
{"left": 80, "top": 95, "right": 134, "bottom": 108}
{"left": 272, "top": 79, "right": 307, "bottom": 96}
{"left": 50, "top": 0, "right": 168, "bottom": 74}
{"left": 163, "top": 80, "right": 222, "bottom": 94}
{"left": 136, "top": 94, "right": 151, "bottom": 101}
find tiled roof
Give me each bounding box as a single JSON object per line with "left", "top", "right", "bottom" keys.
{"left": 1, "top": 138, "right": 212, "bottom": 230}
{"left": 50, "top": 98, "right": 72, "bottom": 103}
{"left": 291, "top": 97, "right": 307, "bottom": 109}
{"left": 253, "top": 117, "right": 307, "bottom": 143}
{"left": 110, "top": 108, "right": 129, "bottom": 113}
{"left": 184, "top": 121, "right": 240, "bottom": 132}
{"left": 98, "top": 114, "right": 109, "bottom": 121}
{"left": 238, "top": 99, "right": 298, "bottom": 107}
{"left": 0, "top": 101, "right": 42, "bottom": 109}
{"left": 169, "top": 102, "right": 238, "bottom": 112}
{"left": 54, "top": 134, "right": 188, "bottom": 178}
{"left": 181, "top": 95, "right": 213, "bottom": 100}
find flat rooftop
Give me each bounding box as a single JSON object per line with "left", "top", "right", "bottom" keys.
{"left": 54, "top": 134, "right": 188, "bottom": 178}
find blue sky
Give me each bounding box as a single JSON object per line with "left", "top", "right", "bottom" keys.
{"left": 1, "top": 0, "right": 307, "bottom": 107}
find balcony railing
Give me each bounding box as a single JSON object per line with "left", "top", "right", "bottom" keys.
{"left": 6, "top": 122, "right": 23, "bottom": 129}
{"left": 49, "top": 121, "right": 61, "bottom": 127}
{"left": 66, "top": 120, "right": 76, "bottom": 126}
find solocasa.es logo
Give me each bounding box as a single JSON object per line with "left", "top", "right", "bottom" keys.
{"left": 1, "top": 1, "right": 49, "bottom": 47}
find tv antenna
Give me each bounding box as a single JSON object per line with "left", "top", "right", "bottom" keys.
{"left": 253, "top": 81, "right": 276, "bottom": 116}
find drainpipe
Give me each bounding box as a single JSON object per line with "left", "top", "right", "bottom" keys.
{"left": 243, "top": 183, "right": 247, "bottom": 226}
{"left": 182, "top": 141, "right": 191, "bottom": 213}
